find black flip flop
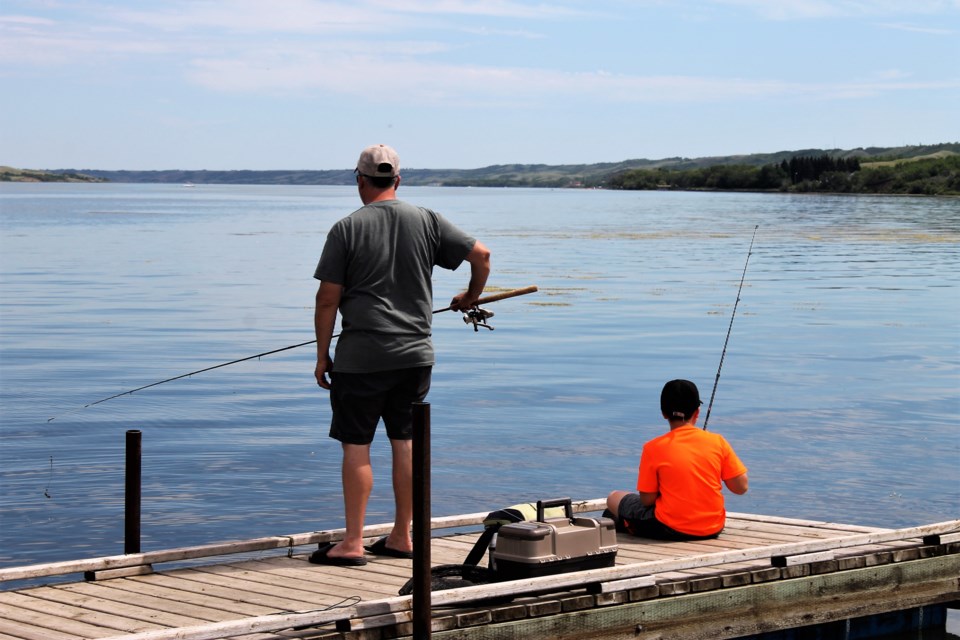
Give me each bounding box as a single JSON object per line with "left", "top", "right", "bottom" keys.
{"left": 308, "top": 542, "right": 367, "bottom": 566}
{"left": 365, "top": 536, "right": 414, "bottom": 559}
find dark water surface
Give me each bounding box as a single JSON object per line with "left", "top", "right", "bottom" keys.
{"left": 2, "top": 184, "right": 958, "bottom": 629}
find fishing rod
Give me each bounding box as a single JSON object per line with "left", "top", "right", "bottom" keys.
{"left": 48, "top": 285, "right": 538, "bottom": 422}
{"left": 702, "top": 226, "right": 758, "bottom": 431}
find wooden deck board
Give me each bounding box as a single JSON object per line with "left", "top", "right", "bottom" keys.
{"left": 14, "top": 586, "right": 209, "bottom": 629}
{"left": 1, "top": 513, "right": 956, "bottom": 640}
{"left": 0, "top": 617, "right": 82, "bottom": 640}
{"left": 199, "top": 560, "right": 400, "bottom": 600}
{"left": 57, "top": 581, "right": 243, "bottom": 624}
{"left": 87, "top": 574, "right": 274, "bottom": 617}
{"left": 158, "top": 567, "right": 345, "bottom": 608}
{"left": 0, "top": 591, "right": 164, "bottom": 637}
{"left": 123, "top": 572, "right": 297, "bottom": 614}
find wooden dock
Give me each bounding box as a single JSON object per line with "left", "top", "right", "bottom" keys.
{"left": 1, "top": 500, "right": 957, "bottom": 640}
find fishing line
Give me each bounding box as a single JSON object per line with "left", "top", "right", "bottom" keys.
{"left": 46, "top": 338, "right": 319, "bottom": 422}
{"left": 702, "top": 225, "right": 758, "bottom": 431}
{"left": 43, "top": 455, "right": 53, "bottom": 498}
{"left": 47, "top": 286, "right": 538, "bottom": 422}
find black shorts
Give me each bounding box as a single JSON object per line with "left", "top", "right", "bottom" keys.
{"left": 328, "top": 367, "right": 432, "bottom": 445}
{"left": 612, "top": 493, "right": 720, "bottom": 541}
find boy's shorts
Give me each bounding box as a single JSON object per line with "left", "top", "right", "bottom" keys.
{"left": 611, "top": 493, "right": 720, "bottom": 541}
{"left": 328, "top": 367, "right": 432, "bottom": 445}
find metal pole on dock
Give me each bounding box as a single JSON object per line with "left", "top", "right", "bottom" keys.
{"left": 412, "top": 402, "right": 431, "bottom": 639}
{"left": 125, "top": 429, "right": 142, "bottom": 554}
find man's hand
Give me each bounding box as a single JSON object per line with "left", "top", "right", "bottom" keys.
{"left": 315, "top": 353, "right": 334, "bottom": 389}
{"left": 448, "top": 292, "right": 478, "bottom": 312}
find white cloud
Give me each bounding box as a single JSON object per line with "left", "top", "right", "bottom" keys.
{"left": 711, "top": 0, "right": 959, "bottom": 20}
{"left": 184, "top": 52, "right": 960, "bottom": 106}
{"left": 0, "top": 0, "right": 561, "bottom": 67}
{"left": 460, "top": 26, "right": 546, "bottom": 39}
{"left": 112, "top": 0, "right": 392, "bottom": 33}
{"left": 110, "top": 0, "right": 585, "bottom": 34}
{"left": 365, "top": 0, "right": 586, "bottom": 19}
{"left": 0, "top": 15, "right": 55, "bottom": 26}
{"left": 876, "top": 22, "right": 955, "bottom": 34}
{"left": 3, "top": 0, "right": 958, "bottom": 110}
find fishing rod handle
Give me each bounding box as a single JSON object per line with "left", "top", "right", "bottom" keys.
{"left": 434, "top": 285, "right": 538, "bottom": 313}
{"left": 477, "top": 285, "right": 538, "bottom": 305}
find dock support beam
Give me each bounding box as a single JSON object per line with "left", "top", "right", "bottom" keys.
{"left": 412, "top": 402, "right": 431, "bottom": 639}
{"left": 125, "top": 429, "right": 142, "bottom": 554}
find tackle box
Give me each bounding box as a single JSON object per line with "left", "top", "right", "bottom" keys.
{"left": 491, "top": 498, "right": 617, "bottom": 581}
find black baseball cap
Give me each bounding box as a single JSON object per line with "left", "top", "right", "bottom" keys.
{"left": 660, "top": 379, "right": 702, "bottom": 422}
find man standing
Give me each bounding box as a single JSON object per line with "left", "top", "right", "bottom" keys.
{"left": 606, "top": 379, "right": 748, "bottom": 541}
{"left": 311, "top": 144, "right": 491, "bottom": 565}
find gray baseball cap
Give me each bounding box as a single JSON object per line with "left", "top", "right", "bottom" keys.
{"left": 356, "top": 144, "right": 400, "bottom": 178}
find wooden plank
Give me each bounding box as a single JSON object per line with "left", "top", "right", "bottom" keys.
{"left": 84, "top": 566, "right": 154, "bottom": 582}
{"left": 924, "top": 531, "right": 960, "bottom": 545}
{"left": 427, "top": 554, "right": 960, "bottom": 640}
{"left": 615, "top": 539, "right": 813, "bottom": 577}
{"left": 13, "top": 586, "right": 206, "bottom": 630}
{"left": 0, "top": 591, "right": 161, "bottom": 638}
{"left": 89, "top": 604, "right": 358, "bottom": 640}
{"left": 158, "top": 568, "right": 344, "bottom": 608}
{"left": 120, "top": 572, "right": 312, "bottom": 613}
{"left": 725, "top": 512, "right": 888, "bottom": 533}
{"left": 594, "top": 575, "right": 657, "bottom": 593}
{"left": 772, "top": 550, "right": 836, "bottom": 567}
{"left": 56, "top": 582, "right": 234, "bottom": 624}
{"left": 718, "top": 523, "right": 845, "bottom": 543}
{"left": 91, "top": 574, "right": 273, "bottom": 617}
{"left": 0, "top": 616, "right": 81, "bottom": 640}
{"left": 193, "top": 561, "right": 398, "bottom": 601}
{"left": 723, "top": 517, "right": 876, "bottom": 535}
{"left": 286, "top": 560, "right": 408, "bottom": 598}
{"left": 260, "top": 554, "right": 413, "bottom": 588}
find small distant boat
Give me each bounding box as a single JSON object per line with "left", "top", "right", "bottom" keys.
{"left": 183, "top": 182, "right": 195, "bottom": 188}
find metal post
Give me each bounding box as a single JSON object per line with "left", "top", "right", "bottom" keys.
{"left": 412, "top": 402, "right": 431, "bottom": 639}
{"left": 125, "top": 429, "right": 141, "bottom": 554}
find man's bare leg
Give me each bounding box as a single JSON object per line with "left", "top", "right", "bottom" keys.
{"left": 326, "top": 443, "right": 372, "bottom": 559}
{"left": 385, "top": 437, "right": 413, "bottom": 553}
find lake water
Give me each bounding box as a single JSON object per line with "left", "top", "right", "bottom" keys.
{"left": 1, "top": 184, "right": 958, "bottom": 620}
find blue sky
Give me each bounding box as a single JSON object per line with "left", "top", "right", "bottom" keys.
{"left": 2, "top": 0, "right": 958, "bottom": 170}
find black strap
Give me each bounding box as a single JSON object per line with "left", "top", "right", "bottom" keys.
{"left": 464, "top": 524, "right": 500, "bottom": 567}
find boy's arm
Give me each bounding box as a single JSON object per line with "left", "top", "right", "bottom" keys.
{"left": 724, "top": 472, "right": 749, "bottom": 495}
{"left": 638, "top": 491, "right": 659, "bottom": 507}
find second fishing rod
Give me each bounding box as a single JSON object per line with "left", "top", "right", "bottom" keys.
{"left": 702, "top": 225, "right": 759, "bottom": 431}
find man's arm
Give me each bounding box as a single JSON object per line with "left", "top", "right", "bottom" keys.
{"left": 449, "top": 240, "right": 491, "bottom": 312}
{"left": 724, "top": 472, "right": 749, "bottom": 495}
{"left": 314, "top": 281, "right": 342, "bottom": 390}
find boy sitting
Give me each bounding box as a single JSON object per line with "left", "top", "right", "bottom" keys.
{"left": 606, "top": 379, "right": 748, "bottom": 540}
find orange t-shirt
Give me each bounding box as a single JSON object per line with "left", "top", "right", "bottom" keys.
{"left": 636, "top": 425, "right": 747, "bottom": 537}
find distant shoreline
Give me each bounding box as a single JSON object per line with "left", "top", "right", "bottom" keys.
{"left": 3, "top": 142, "right": 958, "bottom": 195}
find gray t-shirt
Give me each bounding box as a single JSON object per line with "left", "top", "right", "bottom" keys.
{"left": 314, "top": 199, "right": 476, "bottom": 373}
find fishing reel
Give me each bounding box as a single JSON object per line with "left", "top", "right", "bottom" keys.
{"left": 463, "top": 306, "right": 494, "bottom": 331}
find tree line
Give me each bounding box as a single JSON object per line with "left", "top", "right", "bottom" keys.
{"left": 607, "top": 154, "right": 960, "bottom": 195}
